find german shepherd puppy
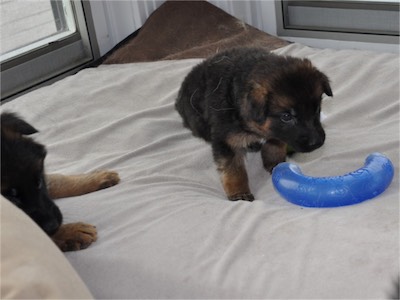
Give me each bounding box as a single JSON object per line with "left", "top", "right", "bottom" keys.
{"left": 176, "top": 47, "right": 332, "bottom": 201}
{"left": 1, "top": 112, "right": 120, "bottom": 251}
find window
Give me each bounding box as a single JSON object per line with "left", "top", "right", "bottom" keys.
{"left": 1, "top": 0, "right": 99, "bottom": 100}
{"left": 276, "top": 0, "right": 399, "bottom": 44}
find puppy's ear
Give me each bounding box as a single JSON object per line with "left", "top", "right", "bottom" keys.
{"left": 246, "top": 81, "right": 268, "bottom": 122}
{"left": 242, "top": 81, "right": 268, "bottom": 123}
{"left": 320, "top": 74, "right": 333, "bottom": 97}
{"left": 1, "top": 112, "right": 38, "bottom": 136}
{"left": 251, "top": 81, "right": 268, "bottom": 103}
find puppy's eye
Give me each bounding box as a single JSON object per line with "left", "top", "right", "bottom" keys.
{"left": 280, "top": 112, "right": 294, "bottom": 123}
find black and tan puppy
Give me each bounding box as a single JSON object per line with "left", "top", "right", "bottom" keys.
{"left": 1, "top": 112, "right": 120, "bottom": 251}
{"left": 176, "top": 47, "right": 332, "bottom": 201}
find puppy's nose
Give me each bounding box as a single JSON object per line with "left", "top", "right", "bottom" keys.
{"left": 42, "top": 219, "right": 61, "bottom": 236}
{"left": 298, "top": 133, "right": 324, "bottom": 151}
{"left": 308, "top": 134, "right": 325, "bottom": 149}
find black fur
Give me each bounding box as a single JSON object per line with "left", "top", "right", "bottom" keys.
{"left": 1, "top": 112, "right": 62, "bottom": 235}
{"left": 176, "top": 47, "right": 332, "bottom": 201}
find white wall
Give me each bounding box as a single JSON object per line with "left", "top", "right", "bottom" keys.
{"left": 89, "top": 0, "right": 399, "bottom": 56}
{"left": 89, "top": 0, "right": 164, "bottom": 56}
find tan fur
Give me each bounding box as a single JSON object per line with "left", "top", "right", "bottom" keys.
{"left": 250, "top": 81, "right": 268, "bottom": 103}
{"left": 247, "top": 119, "right": 273, "bottom": 137}
{"left": 226, "top": 132, "right": 264, "bottom": 149}
{"left": 46, "top": 171, "right": 120, "bottom": 199}
{"left": 46, "top": 170, "right": 119, "bottom": 251}
{"left": 51, "top": 222, "right": 97, "bottom": 252}
{"left": 216, "top": 153, "right": 253, "bottom": 201}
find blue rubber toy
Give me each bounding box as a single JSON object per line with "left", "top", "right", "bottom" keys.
{"left": 272, "top": 153, "right": 394, "bottom": 207}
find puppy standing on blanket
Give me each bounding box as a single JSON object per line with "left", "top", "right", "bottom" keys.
{"left": 176, "top": 47, "right": 332, "bottom": 201}
{"left": 1, "top": 112, "right": 120, "bottom": 251}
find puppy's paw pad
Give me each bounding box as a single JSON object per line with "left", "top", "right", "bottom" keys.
{"left": 228, "top": 193, "right": 255, "bottom": 202}
{"left": 92, "top": 170, "right": 120, "bottom": 190}
{"left": 53, "top": 222, "right": 97, "bottom": 252}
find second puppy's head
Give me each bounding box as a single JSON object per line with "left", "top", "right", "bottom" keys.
{"left": 243, "top": 56, "right": 332, "bottom": 152}
{"left": 1, "top": 112, "right": 62, "bottom": 235}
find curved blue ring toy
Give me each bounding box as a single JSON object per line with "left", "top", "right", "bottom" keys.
{"left": 272, "top": 153, "right": 394, "bottom": 208}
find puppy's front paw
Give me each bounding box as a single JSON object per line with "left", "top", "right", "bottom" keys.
{"left": 92, "top": 170, "right": 120, "bottom": 190}
{"left": 228, "top": 193, "right": 255, "bottom": 202}
{"left": 52, "top": 222, "right": 97, "bottom": 252}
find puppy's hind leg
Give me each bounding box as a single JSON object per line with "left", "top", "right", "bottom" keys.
{"left": 213, "top": 143, "right": 254, "bottom": 201}
{"left": 46, "top": 170, "right": 120, "bottom": 199}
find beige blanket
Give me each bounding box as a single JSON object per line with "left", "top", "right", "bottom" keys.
{"left": 3, "top": 43, "right": 399, "bottom": 298}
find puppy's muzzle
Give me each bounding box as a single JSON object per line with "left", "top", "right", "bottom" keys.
{"left": 296, "top": 131, "right": 325, "bottom": 153}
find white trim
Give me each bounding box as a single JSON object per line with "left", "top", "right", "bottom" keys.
{"left": 0, "top": 30, "right": 75, "bottom": 63}
{"left": 284, "top": 36, "right": 400, "bottom": 53}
